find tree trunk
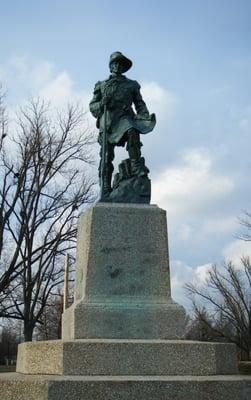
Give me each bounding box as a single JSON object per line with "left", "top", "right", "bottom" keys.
{"left": 23, "top": 320, "right": 35, "bottom": 342}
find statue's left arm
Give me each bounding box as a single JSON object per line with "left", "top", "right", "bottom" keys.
{"left": 89, "top": 81, "right": 103, "bottom": 120}
{"left": 133, "top": 81, "right": 149, "bottom": 117}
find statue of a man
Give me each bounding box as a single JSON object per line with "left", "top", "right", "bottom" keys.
{"left": 89, "top": 51, "right": 155, "bottom": 201}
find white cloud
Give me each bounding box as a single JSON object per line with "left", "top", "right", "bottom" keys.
{"left": 8, "top": 55, "right": 28, "bottom": 80}
{"left": 152, "top": 148, "right": 234, "bottom": 218}
{"left": 0, "top": 68, "right": 5, "bottom": 82}
{"left": 170, "top": 260, "right": 193, "bottom": 306}
{"left": 201, "top": 216, "right": 237, "bottom": 235}
{"left": 30, "top": 61, "right": 55, "bottom": 87}
{"left": 170, "top": 259, "right": 213, "bottom": 307}
{"left": 39, "top": 72, "right": 92, "bottom": 111}
{"left": 223, "top": 239, "right": 251, "bottom": 264}
{"left": 141, "top": 81, "right": 177, "bottom": 123}
{"left": 170, "top": 239, "right": 250, "bottom": 306}
{"left": 239, "top": 106, "right": 251, "bottom": 133}
{"left": 2, "top": 55, "right": 54, "bottom": 92}
{"left": 175, "top": 217, "right": 237, "bottom": 243}
{"left": 39, "top": 71, "right": 75, "bottom": 106}
{"left": 178, "top": 223, "right": 193, "bottom": 240}
{"left": 0, "top": 55, "right": 93, "bottom": 112}
{"left": 194, "top": 263, "right": 212, "bottom": 283}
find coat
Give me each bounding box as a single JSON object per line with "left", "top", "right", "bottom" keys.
{"left": 89, "top": 74, "right": 155, "bottom": 145}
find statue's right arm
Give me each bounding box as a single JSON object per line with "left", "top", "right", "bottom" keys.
{"left": 89, "top": 81, "right": 103, "bottom": 118}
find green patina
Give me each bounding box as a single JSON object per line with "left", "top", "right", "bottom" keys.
{"left": 89, "top": 51, "right": 156, "bottom": 203}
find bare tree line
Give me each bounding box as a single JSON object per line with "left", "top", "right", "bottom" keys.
{"left": 0, "top": 86, "right": 96, "bottom": 340}
{"left": 185, "top": 257, "right": 251, "bottom": 360}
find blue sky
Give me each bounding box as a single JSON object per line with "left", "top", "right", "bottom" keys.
{"left": 1, "top": 0, "right": 251, "bottom": 306}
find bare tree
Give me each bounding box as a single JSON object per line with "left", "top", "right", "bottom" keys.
{"left": 0, "top": 96, "right": 96, "bottom": 341}
{"left": 0, "top": 84, "right": 8, "bottom": 151}
{"left": 186, "top": 303, "right": 237, "bottom": 343}
{"left": 238, "top": 211, "right": 251, "bottom": 241}
{"left": 0, "top": 323, "right": 19, "bottom": 364}
{"left": 185, "top": 258, "right": 251, "bottom": 360}
{"left": 35, "top": 289, "right": 64, "bottom": 341}
{"left": 186, "top": 306, "right": 219, "bottom": 342}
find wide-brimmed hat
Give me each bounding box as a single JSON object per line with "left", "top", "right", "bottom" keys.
{"left": 109, "top": 51, "right": 132, "bottom": 73}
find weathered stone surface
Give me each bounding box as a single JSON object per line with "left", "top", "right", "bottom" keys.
{"left": 0, "top": 373, "right": 48, "bottom": 400}
{"left": 17, "top": 339, "right": 238, "bottom": 376}
{"left": 62, "top": 203, "right": 186, "bottom": 340}
{"left": 1, "top": 373, "right": 251, "bottom": 400}
{"left": 17, "top": 341, "right": 63, "bottom": 375}
{"left": 63, "top": 300, "right": 185, "bottom": 340}
{"left": 74, "top": 203, "right": 171, "bottom": 301}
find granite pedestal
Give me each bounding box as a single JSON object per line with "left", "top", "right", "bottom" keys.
{"left": 62, "top": 203, "right": 186, "bottom": 340}
{"left": 1, "top": 203, "right": 251, "bottom": 399}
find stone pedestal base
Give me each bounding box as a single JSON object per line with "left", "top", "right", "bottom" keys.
{"left": 4, "top": 203, "right": 250, "bottom": 399}
{"left": 62, "top": 203, "right": 186, "bottom": 340}
{"left": 16, "top": 339, "right": 238, "bottom": 376}
{"left": 62, "top": 301, "right": 186, "bottom": 340}
{"left": 1, "top": 373, "right": 251, "bottom": 400}
{"left": 8, "top": 338, "right": 249, "bottom": 399}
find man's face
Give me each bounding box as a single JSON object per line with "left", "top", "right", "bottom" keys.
{"left": 110, "top": 60, "right": 124, "bottom": 74}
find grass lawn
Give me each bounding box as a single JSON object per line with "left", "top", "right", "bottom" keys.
{"left": 0, "top": 365, "right": 16, "bottom": 373}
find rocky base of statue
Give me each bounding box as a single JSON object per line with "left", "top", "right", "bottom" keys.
{"left": 102, "top": 157, "right": 151, "bottom": 204}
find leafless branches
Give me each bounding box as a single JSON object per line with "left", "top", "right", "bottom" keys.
{"left": 185, "top": 258, "right": 251, "bottom": 360}
{"left": 0, "top": 84, "right": 8, "bottom": 150}
{"left": 0, "top": 95, "right": 97, "bottom": 340}
{"left": 238, "top": 210, "right": 251, "bottom": 241}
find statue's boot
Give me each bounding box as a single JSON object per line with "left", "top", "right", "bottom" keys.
{"left": 102, "top": 171, "right": 113, "bottom": 198}
{"left": 130, "top": 158, "right": 149, "bottom": 177}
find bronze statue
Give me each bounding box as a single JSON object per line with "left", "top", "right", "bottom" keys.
{"left": 89, "top": 51, "right": 156, "bottom": 203}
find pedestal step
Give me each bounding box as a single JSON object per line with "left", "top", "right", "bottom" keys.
{"left": 17, "top": 339, "right": 238, "bottom": 376}
{"left": 1, "top": 373, "right": 251, "bottom": 400}
{"left": 62, "top": 300, "right": 186, "bottom": 340}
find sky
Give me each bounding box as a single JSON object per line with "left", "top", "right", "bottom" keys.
{"left": 0, "top": 0, "right": 251, "bottom": 308}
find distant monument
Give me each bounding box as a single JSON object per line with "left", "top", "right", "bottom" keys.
{"left": 0, "top": 52, "right": 250, "bottom": 400}
{"left": 89, "top": 51, "right": 156, "bottom": 203}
